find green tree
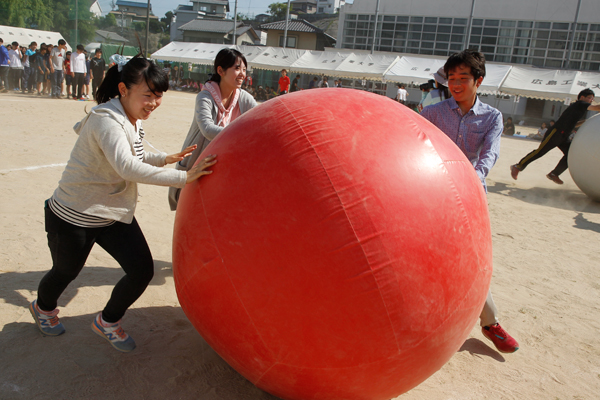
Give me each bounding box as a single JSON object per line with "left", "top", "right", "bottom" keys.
{"left": 0, "top": 0, "right": 53, "bottom": 30}
{"left": 160, "top": 11, "right": 173, "bottom": 31}
{"left": 97, "top": 13, "right": 117, "bottom": 29}
{"left": 149, "top": 19, "right": 162, "bottom": 34}
{"left": 268, "top": 2, "right": 288, "bottom": 21}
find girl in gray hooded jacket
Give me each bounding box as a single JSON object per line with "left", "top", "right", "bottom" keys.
{"left": 29, "top": 55, "right": 216, "bottom": 352}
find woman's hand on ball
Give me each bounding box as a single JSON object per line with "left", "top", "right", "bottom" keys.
{"left": 166, "top": 145, "right": 198, "bottom": 164}
{"left": 186, "top": 155, "right": 217, "bottom": 183}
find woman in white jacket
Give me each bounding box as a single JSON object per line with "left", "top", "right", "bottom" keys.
{"left": 29, "top": 55, "right": 216, "bottom": 352}
{"left": 169, "top": 48, "right": 257, "bottom": 210}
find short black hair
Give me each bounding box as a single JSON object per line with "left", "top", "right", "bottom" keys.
{"left": 444, "top": 49, "right": 486, "bottom": 81}
{"left": 0, "top": 38, "right": 3, "bottom": 43}
{"left": 76, "top": 44, "right": 84, "bottom": 51}
{"left": 578, "top": 88, "right": 595, "bottom": 99}
{"left": 58, "top": 39, "right": 66, "bottom": 46}
{"left": 95, "top": 48, "right": 102, "bottom": 54}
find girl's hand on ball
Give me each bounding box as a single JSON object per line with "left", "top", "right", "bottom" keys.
{"left": 166, "top": 145, "right": 198, "bottom": 164}
{"left": 186, "top": 155, "right": 217, "bottom": 183}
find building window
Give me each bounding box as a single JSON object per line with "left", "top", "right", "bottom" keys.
{"left": 553, "top": 22, "right": 570, "bottom": 30}
{"left": 318, "top": 7, "right": 324, "bottom": 12}
{"left": 279, "top": 36, "right": 297, "bottom": 48}
{"left": 535, "top": 21, "right": 551, "bottom": 29}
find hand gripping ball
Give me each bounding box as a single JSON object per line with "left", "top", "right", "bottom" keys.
{"left": 173, "top": 89, "right": 492, "bottom": 400}
{"left": 568, "top": 114, "right": 600, "bottom": 202}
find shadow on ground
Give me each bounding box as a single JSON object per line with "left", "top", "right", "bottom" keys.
{"left": 488, "top": 181, "right": 600, "bottom": 214}
{"left": 1, "top": 260, "right": 280, "bottom": 399}
{"left": 459, "top": 338, "right": 506, "bottom": 363}
{"left": 1, "top": 260, "right": 175, "bottom": 309}
{"left": 2, "top": 305, "right": 280, "bottom": 400}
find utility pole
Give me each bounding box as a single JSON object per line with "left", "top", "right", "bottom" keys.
{"left": 75, "top": 0, "right": 78, "bottom": 45}
{"left": 145, "top": 0, "right": 150, "bottom": 56}
{"left": 233, "top": 0, "right": 238, "bottom": 45}
{"left": 565, "top": 0, "right": 582, "bottom": 69}
{"left": 283, "top": 0, "right": 291, "bottom": 48}
{"left": 370, "top": 0, "right": 380, "bottom": 54}
{"left": 464, "top": 0, "right": 476, "bottom": 50}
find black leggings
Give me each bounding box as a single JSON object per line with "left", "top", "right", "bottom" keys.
{"left": 37, "top": 204, "right": 154, "bottom": 323}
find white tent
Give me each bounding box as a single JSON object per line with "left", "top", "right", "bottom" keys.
{"left": 384, "top": 56, "right": 446, "bottom": 84}
{"left": 150, "top": 42, "right": 600, "bottom": 101}
{"left": 151, "top": 41, "right": 236, "bottom": 65}
{"left": 290, "top": 50, "right": 349, "bottom": 76}
{"left": 336, "top": 53, "right": 399, "bottom": 80}
{"left": 479, "top": 64, "right": 512, "bottom": 94}
{"left": 499, "top": 67, "right": 600, "bottom": 101}
{"left": 244, "top": 46, "right": 306, "bottom": 71}
{"left": 0, "top": 25, "right": 71, "bottom": 51}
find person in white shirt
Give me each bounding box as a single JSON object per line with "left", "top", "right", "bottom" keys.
{"left": 50, "top": 39, "right": 67, "bottom": 98}
{"left": 396, "top": 83, "right": 408, "bottom": 104}
{"left": 8, "top": 41, "right": 23, "bottom": 91}
{"left": 70, "top": 44, "right": 87, "bottom": 100}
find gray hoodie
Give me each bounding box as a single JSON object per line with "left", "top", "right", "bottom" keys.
{"left": 52, "top": 98, "right": 187, "bottom": 224}
{"left": 168, "top": 89, "right": 257, "bottom": 210}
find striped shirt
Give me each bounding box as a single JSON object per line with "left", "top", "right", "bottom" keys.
{"left": 50, "top": 124, "right": 146, "bottom": 228}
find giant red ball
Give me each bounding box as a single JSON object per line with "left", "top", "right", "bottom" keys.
{"left": 173, "top": 89, "right": 492, "bottom": 400}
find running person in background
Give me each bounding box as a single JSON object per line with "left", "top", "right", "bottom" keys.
{"left": 421, "top": 49, "right": 519, "bottom": 354}
{"left": 29, "top": 55, "right": 217, "bottom": 352}
{"left": 510, "top": 89, "right": 600, "bottom": 185}
{"left": 278, "top": 68, "right": 290, "bottom": 95}
{"left": 168, "top": 48, "right": 257, "bottom": 210}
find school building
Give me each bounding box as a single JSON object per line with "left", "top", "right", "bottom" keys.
{"left": 336, "top": 0, "right": 600, "bottom": 72}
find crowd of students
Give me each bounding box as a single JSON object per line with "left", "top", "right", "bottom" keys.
{"left": 0, "top": 38, "right": 106, "bottom": 101}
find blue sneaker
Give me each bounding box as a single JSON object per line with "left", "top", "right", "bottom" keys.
{"left": 91, "top": 314, "right": 136, "bottom": 353}
{"left": 29, "top": 300, "right": 65, "bottom": 336}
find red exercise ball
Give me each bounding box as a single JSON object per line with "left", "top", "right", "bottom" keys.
{"left": 173, "top": 89, "right": 492, "bottom": 400}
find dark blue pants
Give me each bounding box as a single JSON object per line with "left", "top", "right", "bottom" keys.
{"left": 37, "top": 204, "right": 154, "bottom": 323}
{"left": 52, "top": 70, "right": 64, "bottom": 96}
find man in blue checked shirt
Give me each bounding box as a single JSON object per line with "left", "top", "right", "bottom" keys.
{"left": 421, "top": 49, "right": 519, "bottom": 354}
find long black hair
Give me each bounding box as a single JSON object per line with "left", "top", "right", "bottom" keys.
{"left": 207, "top": 48, "right": 247, "bottom": 84}
{"left": 95, "top": 55, "right": 169, "bottom": 104}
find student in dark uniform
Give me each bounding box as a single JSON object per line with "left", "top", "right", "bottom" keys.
{"left": 511, "top": 89, "right": 600, "bottom": 184}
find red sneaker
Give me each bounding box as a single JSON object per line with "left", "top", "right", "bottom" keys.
{"left": 546, "top": 173, "right": 564, "bottom": 185}
{"left": 510, "top": 164, "right": 520, "bottom": 180}
{"left": 482, "top": 323, "right": 519, "bottom": 353}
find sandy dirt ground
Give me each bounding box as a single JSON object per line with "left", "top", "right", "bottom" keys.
{"left": 1, "top": 90, "right": 599, "bottom": 400}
